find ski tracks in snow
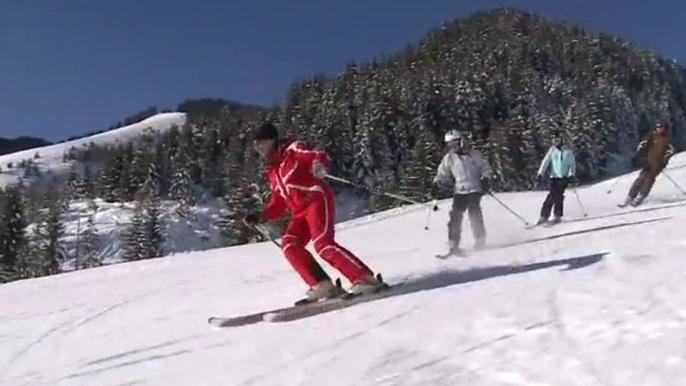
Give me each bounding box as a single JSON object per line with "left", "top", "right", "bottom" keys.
{"left": 238, "top": 305, "right": 422, "bottom": 386}
{"left": 3, "top": 276, "right": 196, "bottom": 378}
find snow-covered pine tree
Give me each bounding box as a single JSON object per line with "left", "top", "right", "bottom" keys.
{"left": 122, "top": 200, "right": 145, "bottom": 261}
{"left": 142, "top": 191, "right": 165, "bottom": 259}
{"left": 80, "top": 209, "right": 101, "bottom": 269}
{"left": 0, "top": 185, "right": 26, "bottom": 277}
{"left": 76, "top": 165, "right": 96, "bottom": 200}
{"left": 218, "top": 153, "right": 255, "bottom": 246}
{"left": 31, "top": 188, "right": 65, "bottom": 276}
{"left": 170, "top": 145, "right": 194, "bottom": 217}
{"left": 153, "top": 139, "right": 172, "bottom": 198}
{"left": 99, "top": 152, "right": 124, "bottom": 202}
{"left": 399, "top": 124, "right": 439, "bottom": 202}
{"left": 64, "top": 164, "right": 79, "bottom": 201}
{"left": 351, "top": 119, "right": 376, "bottom": 190}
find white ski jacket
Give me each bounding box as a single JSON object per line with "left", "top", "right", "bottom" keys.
{"left": 434, "top": 149, "right": 492, "bottom": 194}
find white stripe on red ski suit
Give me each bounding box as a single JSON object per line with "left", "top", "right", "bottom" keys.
{"left": 261, "top": 138, "right": 373, "bottom": 286}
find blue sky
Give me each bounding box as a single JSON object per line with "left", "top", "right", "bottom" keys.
{"left": 1, "top": 0, "right": 684, "bottom": 141}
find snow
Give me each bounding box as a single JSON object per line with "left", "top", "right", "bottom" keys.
{"left": 3, "top": 152, "right": 686, "bottom": 386}
{"left": 0, "top": 112, "right": 186, "bottom": 188}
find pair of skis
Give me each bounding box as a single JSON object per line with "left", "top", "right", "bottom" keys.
{"left": 208, "top": 274, "right": 394, "bottom": 328}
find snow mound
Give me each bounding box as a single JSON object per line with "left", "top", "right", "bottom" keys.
{"left": 3, "top": 152, "right": 686, "bottom": 385}
{"left": 0, "top": 112, "right": 186, "bottom": 188}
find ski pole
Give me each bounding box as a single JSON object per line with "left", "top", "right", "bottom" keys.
{"left": 424, "top": 199, "right": 438, "bottom": 230}
{"left": 243, "top": 219, "right": 282, "bottom": 248}
{"left": 606, "top": 175, "right": 624, "bottom": 194}
{"left": 325, "top": 174, "right": 424, "bottom": 206}
{"left": 661, "top": 171, "right": 686, "bottom": 195}
{"left": 487, "top": 192, "right": 531, "bottom": 226}
{"left": 572, "top": 188, "right": 588, "bottom": 217}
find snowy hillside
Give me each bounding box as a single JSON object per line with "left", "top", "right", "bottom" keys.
{"left": 56, "top": 198, "right": 225, "bottom": 268}
{"left": 0, "top": 112, "right": 186, "bottom": 188}
{"left": 3, "top": 151, "right": 686, "bottom": 385}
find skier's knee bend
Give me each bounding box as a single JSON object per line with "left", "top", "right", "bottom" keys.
{"left": 282, "top": 234, "right": 304, "bottom": 252}
{"left": 312, "top": 236, "right": 336, "bottom": 254}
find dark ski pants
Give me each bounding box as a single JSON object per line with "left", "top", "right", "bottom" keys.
{"left": 540, "top": 178, "right": 569, "bottom": 218}
{"left": 449, "top": 193, "right": 485, "bottom": 248}
{"left": 628, "top": 167, "right": 662, "bottom": 201}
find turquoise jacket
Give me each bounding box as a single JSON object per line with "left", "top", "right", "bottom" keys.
{"left": 537, "top": 146, "right": 576, "bottom": 179}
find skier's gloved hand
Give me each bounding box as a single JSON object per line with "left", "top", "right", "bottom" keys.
{"left": 480, "top": 177, "right": 491, "bottom": 193}
{"left": 312, "top": 161, "right": 327, "bottom": 179}
{"left": 243, "top": 212, "right": 262, "bottom": 226}
{"left": 430, "top": 183, "right": 440, "bottom": 198}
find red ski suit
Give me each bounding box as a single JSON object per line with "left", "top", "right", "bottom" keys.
{"left": 261, "top": 138, "right": 373, "bottom": 286}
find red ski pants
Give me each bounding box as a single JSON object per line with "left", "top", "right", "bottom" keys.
{"left": 281, "top": 190, "right": 373, "bottom": 286}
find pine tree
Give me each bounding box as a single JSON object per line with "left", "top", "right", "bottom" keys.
{"left": 170, "top": 146, "right": 194, "bottom": 216}
{"left": 142, "top": 188, "right": 165, "bottom": 259}
{"left": 400, "top": 125, "right": 438, "bottom": 201}
{"left": 122, "top": 201, "right": 145, "bottom": 261}
{"left": 218, "top": 156, "right": 256, "bottom": 246}
{"left": 0, "top": 185, "right": 26, "bottom": 277}
{"left": 31, "top": 189, "right": 65, "bottom": 276}
{"left": 123, "top": 174, "right": 166, "bottom": 261}
{"left": 64, "top": 164, "right": 79, "bottom": 201}
{"left": 80, "top": 199, "right": 101, "bottom": 268}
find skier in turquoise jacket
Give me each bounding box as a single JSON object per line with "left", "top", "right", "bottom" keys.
{"left": 536, "top": 132, "right": 576, "bottom": 225}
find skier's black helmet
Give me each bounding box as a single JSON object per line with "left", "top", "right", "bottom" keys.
{"left": 254, "top": 122, "right": 279, "bottom": 141}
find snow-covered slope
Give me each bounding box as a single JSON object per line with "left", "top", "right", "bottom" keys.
{"left": 3, "top": 152, "right": 686, "bottom": 386}
{"left": 0, "top": 112, "right": 186, "bottom": 188}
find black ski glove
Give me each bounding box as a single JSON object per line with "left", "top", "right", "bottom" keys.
{"left": 243, "top": 212, "right": 262, "bottom": 227}
{"left": 480, "top": 177, "right": 491, "bottom": 193}
{"left": 430, "top": 183, "right": 441, "bottom": 199}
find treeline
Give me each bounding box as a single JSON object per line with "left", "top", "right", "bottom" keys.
{"left": 3, "top": 7, "right": 686, "bottom": 283}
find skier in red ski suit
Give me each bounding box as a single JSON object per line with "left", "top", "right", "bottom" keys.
{"left": 245, "top": 122, "right": 385, "bottom": 302}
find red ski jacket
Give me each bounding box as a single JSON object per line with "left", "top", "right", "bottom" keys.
{"left": 261, "top": 138, "right": 333, "bottom": 221}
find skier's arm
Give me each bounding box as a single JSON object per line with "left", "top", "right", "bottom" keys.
{"left": 261, "top": 191, "right": 287, "bottom": 222}
{"left": 290, "top": 141, "right": 331, "bottom": 177}
{"left": 476, "top": 152, "right": 492, "bottom": 179}
{"left": 433, "top": 154, "right": 452, "bottom": 186}
{"left": 536, "top": 148, "right": 552, "bottom": 177}
{"left": 567, "top": 150, "right": 576, "bottom": 177}
{"left": 665, "top": 143, "right": 675, "bottom": 160}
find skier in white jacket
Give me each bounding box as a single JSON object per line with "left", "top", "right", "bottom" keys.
{"left": 432, "top": 130, "right": 492, "bottom": 255}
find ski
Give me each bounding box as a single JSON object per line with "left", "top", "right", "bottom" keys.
{"left": 525, "top": 221, "right": 560, "bottom": 229}
{"left": 208, "top": 296, "right": 348, "bottom": 328}
{"left": 208, "top": 275, "right": 390, "bottom": 327}
{"left": 435, "top": 250, "right": 468, "bottom": 259}
{"left": 264, "top": 281, "right": 395, "bottom": 323}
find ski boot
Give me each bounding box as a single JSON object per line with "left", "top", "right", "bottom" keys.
{"left": 536, "top": 216, "right": 548, "bottom": 226}
{"left": 296, "top": 279, "right": 348, "bottom": 305}
{"left": 349, "top": 273, "right": 388, "bottom": 296}
{"left": 631, "top": 195, "right": 646, "bottom": 207}
{"left": 550, "top": 215, "right": 562, "bottom": 225}
{"left": 474, "top": 238, "right": 486, "bottom": 250}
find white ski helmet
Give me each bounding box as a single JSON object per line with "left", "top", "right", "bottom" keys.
{"left": 444, "top": 130, "right": 463, "bottom": 143}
